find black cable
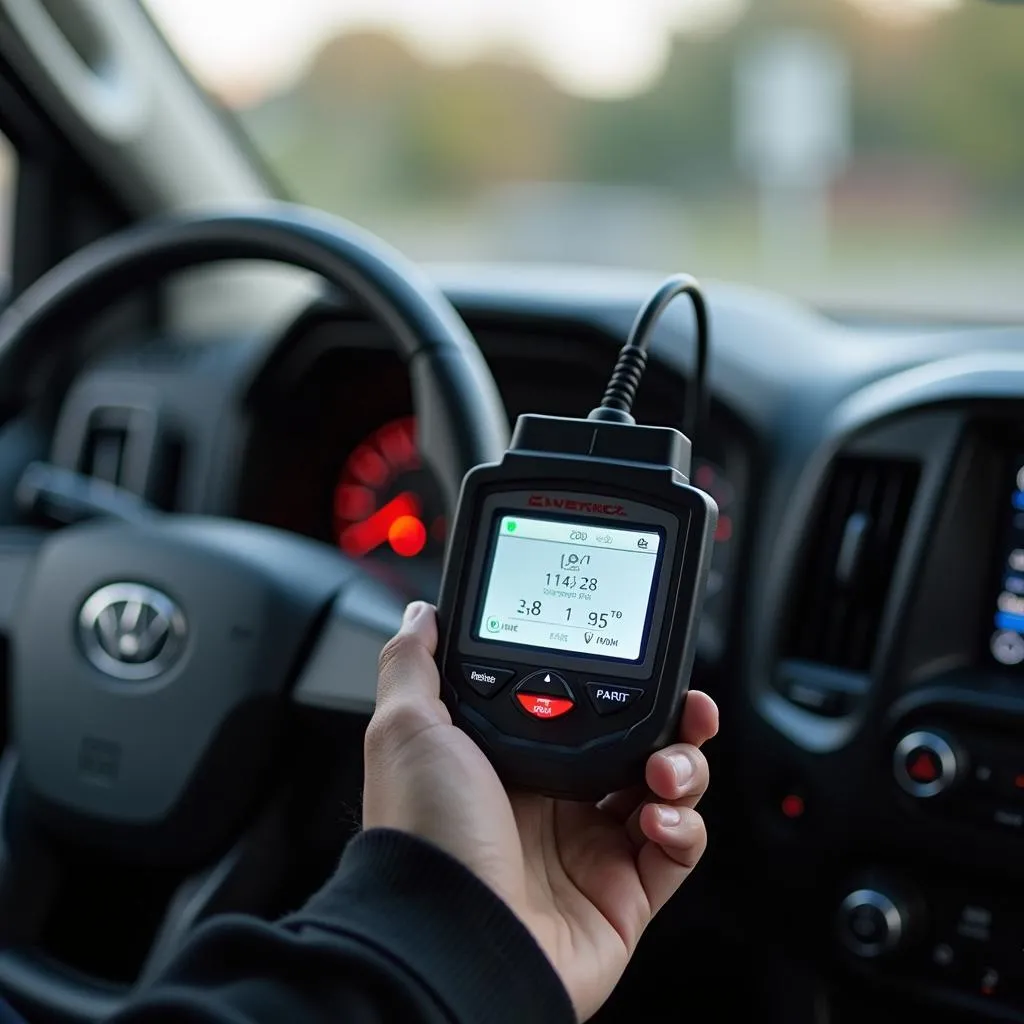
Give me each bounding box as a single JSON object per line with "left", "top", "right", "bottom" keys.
{"left": 589, "top": 273, "right": 709, "bottom": 443}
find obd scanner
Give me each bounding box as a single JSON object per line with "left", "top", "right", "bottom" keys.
{"left": 435, "top": 276, "right": 718, "bottom": 798}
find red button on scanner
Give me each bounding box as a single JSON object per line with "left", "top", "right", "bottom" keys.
{"left": 516, "top": 694, "right": 574, "bottom": 719}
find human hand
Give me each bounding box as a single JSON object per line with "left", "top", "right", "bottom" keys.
{"left": 363, "top": 602, "right": 718, "bottom": 1021}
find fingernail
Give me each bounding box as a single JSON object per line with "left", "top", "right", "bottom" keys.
{"left": 402, "top": 601, "right": 427, "bottom": 628}
{"left": 656, "top": 805, "right": 682, "bottom": 827}
{"left": 670, "top": 753, "right": 693, "bottom": 789}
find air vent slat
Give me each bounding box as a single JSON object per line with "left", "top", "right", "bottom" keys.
{"left": 795, "top": 467, "right": 853, "bottom": 659}
{"left": 784, "top": 456, "right": 920, "bottom": 673}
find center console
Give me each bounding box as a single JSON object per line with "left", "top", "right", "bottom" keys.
{"left": 740, "top": 399, "right": 1024, "bottom": 1023}
{"left": 836, "top": 868, "right": 1024, "bottom": 1006}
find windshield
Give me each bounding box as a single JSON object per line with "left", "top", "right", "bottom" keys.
{"left": 145, "top": 0, "right": 1024, "bottom": 320}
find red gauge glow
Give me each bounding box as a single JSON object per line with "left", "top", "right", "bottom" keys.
{"left": 388, "top": 514, "right": 428, "bottom": 558}
{"left": 339, "top": 492, "right": 420, "bottom": 557}
{"left": 695, "top": 459, "right": 734, "bottom": 547}
{"left": 689, "top": 456, "right": 738, "bottom": 654}
{"left": 334, "top": 416, "right": 446, "bottom": 560}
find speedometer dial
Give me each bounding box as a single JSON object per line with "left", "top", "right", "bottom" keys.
{"left": 334, "top": 416, "right": 447, "bottom": 560}
{"left": 333, "top": 415, "right": 739, "bottom": 646}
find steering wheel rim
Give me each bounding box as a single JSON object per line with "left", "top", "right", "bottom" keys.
{"left": 0, "top": 200, "right": 508, "bottom": 506}
{"left": 0, "top": 202, "right": 508, "bottom": 1021}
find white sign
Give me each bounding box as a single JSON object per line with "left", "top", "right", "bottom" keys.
{"left": 734, "top": 30, "right": 851, "bottom": 264}
{"left": 735, "top": 29, "right": 850, "bottom": 188}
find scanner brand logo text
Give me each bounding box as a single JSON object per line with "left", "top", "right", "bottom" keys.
{"left": 527, "top": 496, "right": 628, "bottom": 517}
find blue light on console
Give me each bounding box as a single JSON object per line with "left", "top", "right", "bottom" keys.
{"left": 995, "top": 610, "right": 1024, "bottom": 634}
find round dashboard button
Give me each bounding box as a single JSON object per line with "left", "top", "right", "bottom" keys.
{"left": 893, "top": 730, "right": 959, "bottom": 798}
{"left": 838, "top": 889, "right": 905, "bottom": 958}
{"left": 991, "top": 629, "right": 1024, "bottom": 667}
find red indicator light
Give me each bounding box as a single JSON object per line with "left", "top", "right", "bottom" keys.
{"left": 908, "top": 752, "right": 940, "bottom": 783}
{"left": 781, "top": 794, "right": 805, "bottom": 820}
{"left": 517, "top": 694, "right": 574, "bottom": 719}
{"left": 338, "top": 492, "right": 420, "bottom": 557}
{"left": 388, "top": 515, "right": 427, "bottom": 558}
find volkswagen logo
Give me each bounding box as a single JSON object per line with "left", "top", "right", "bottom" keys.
{"left": 78, "top": 583, "right": 187, "bottom": 680}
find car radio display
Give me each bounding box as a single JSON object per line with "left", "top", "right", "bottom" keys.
{"left": 474, "top": 514, "right": 664, "bottom": 662}
{"left": 989, "top": 456, "right": 1024, "bottom": 668}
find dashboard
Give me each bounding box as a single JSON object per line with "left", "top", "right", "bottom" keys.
{"left": 38, "top": 264, "right": 1024, "bottom": 1024}
{"left": 235, "top": 309, "right": 748, "bottom": 658}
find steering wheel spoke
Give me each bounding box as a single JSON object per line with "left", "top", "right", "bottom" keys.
{"left": 138, "top": 796, "right": 292, "bottom": 987}
{"left": 293, "top": 576, "right": 404, "bottom": 717}
{"left": 0, "top": 528, "right": 45, "bottom": 636}
{"left": 0, "top": 754, "right": 61, "bottom": 950}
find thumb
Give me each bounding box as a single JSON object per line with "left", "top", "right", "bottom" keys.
{"left": 375, "top": 601, "right": 442, "bottom": 711}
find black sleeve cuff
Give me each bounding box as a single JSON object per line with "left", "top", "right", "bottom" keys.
{"left": 283, "top": 828, "right": 576, "bottom": 1024}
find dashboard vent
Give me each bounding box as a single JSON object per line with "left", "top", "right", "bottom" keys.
{"left": 784, "top": 456, "right": 920, "bottom": 672}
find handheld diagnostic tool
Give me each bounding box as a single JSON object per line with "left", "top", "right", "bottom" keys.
{"left": 436, "top": 276, "right": 718, "bottom": 799}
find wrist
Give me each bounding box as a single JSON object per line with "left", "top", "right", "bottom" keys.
{"left": 286, "top": 829, "right": 575, "bottom": 1024}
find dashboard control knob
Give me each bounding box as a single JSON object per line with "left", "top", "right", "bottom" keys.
{"left": 838, "top": 889, "right": 905, "bottom": 958}
{"left": 893, "top": 730, "right": 959, "bottom": 799}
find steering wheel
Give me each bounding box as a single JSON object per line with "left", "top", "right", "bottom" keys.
{"left": 0, "top": 204, "right": 508, "bottom": 1021}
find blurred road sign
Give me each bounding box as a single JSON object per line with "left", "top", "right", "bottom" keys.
{"left": 735, "top": 29, "right": 850, "bottom": 186}
{"left": 735, "top": 29, "right": 850, "bottom": 264}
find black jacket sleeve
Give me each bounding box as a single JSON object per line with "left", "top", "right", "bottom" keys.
{"left": 109, "top": 829, "right": 576, "bottom": 1024}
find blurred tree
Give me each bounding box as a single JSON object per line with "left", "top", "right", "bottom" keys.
{"left": 242, "top": 30, "right": 573, "bottom": 211}
{"left": 404, "top": 57, "right": 573, "bottom": 196}
{"left": 912, "top": 3, "right": 1024, "bottom": 195}
{"left": 239, "top": 1, "right": 1024, "bottom": 221}
{"left": 568, "top": 30, "right": 733, "bottom": 193}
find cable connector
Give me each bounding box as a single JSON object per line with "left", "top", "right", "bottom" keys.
{"left": 588, "top": 273, "right": 709, "bottom": 443}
